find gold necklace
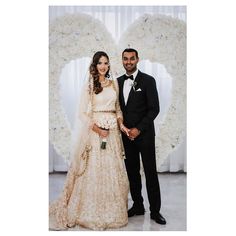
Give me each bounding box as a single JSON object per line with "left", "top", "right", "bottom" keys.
{"left": 100, "top": 79, "right": 111, "bottom": 87}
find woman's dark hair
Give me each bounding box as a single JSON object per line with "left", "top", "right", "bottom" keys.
{"left": 89, "top": 51, "right": 110, "bottom": 94}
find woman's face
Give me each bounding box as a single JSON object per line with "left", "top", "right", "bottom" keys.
{"left": 96, "top": 56, "right": 109, "bottom": 76}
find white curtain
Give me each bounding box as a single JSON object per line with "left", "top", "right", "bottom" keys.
{"left": 49, "top": 6, "right": 186, "bottom": 173}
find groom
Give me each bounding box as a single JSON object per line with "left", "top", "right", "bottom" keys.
{"left": 117, "top": 48, "right": 166, "bottom": 225}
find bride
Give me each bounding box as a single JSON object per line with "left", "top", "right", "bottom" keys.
{"left": 49, "top": 51, "right": 130, "bottom": 230}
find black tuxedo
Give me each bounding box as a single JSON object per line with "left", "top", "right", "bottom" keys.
{"left": 117, "top": 70, "right": 161, "bottom": 214}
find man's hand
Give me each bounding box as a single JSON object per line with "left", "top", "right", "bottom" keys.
{"left": 129, "top": 128, "right": 141, "bottom": 140}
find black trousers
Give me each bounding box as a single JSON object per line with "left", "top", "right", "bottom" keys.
{"left": 122, "top": 133, "right": 161, "bottom": 214}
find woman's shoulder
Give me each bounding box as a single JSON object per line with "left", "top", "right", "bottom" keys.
{"left": 111, "top": 78, "right": 118, "bottom": 85}
{"left": 110, "top": 78, "right": 119, "bottom": 92}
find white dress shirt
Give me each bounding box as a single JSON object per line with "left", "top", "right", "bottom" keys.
{"left": 123, "top": 69, "right": 139, "bottom": 105}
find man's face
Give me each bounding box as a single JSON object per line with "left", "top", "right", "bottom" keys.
{"left": 122, "top": 51, "right": 139, "bottom": 74}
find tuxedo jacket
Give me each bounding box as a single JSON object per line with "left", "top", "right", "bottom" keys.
{"left": 117, "top": 70, "right": 160, "bottom": 137}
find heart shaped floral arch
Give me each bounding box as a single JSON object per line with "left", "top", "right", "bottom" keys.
{"left": 49, "top": 13, "right": 186, "bottom": 168}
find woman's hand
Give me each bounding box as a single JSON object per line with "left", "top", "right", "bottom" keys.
{"left": 98, "top": 129, "right": 109, "bottom": 138}
{"left": 92, "top": 124, "right": 109, "bottom": 138}
{"left": 120, "top": 124, "right": 130, "bottom": 137}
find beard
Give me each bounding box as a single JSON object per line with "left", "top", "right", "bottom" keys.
{"left": 124, "top": 65, "right": 137, "bottom": 74}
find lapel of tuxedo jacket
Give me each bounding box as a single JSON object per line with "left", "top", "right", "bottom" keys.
{"left": 119, "top": 75, "right": 126, "bottom": 109}
{"left": 126, "top": 70, "right": 142, "bottom": 107}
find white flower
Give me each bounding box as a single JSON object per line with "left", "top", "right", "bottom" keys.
{"left": 49, "top": 13, "right": 186, "bottom": 169}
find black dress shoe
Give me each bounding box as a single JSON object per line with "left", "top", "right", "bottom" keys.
{"left": 128, "top": 206, "right": 145, "bottom": 217}
{"left": 150, "top": 213, "right": 166, "bottom": 225}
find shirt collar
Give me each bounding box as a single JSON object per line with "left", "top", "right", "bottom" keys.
{"left": 125, "top": 69, "right": 139, "bottom": 81}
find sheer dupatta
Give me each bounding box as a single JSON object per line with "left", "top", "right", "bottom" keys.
{"left": 49, "top": 75, "right": 94, "bottom": 229}
{"left": 69, "top": 74, "right": 94, "bottom": 172}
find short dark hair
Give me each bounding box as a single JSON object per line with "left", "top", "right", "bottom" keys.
{"left": 122, "top": 48, "right": 139, "bottom": 58}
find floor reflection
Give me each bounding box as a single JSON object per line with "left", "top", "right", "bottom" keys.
{"left": 49, "top": 173, "right": 186, "bottom": 231}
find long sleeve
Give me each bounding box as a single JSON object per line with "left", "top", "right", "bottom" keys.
{"left": 136, "top": 77, "right": 159, "bottom": 132}
{"left": 113, "top": 78, "right": 123, "bottom": 120}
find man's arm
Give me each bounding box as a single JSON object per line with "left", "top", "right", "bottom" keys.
{"left": 136, "top": 77, "right": 160, "bottom": 133}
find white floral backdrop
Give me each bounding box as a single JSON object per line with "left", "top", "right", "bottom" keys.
{"left": 49, "top": 6, "right": 186, "bottom": 173}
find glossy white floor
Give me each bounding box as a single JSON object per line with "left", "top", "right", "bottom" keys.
{"left": 49, "top": 173, "right": 186, "bottom": 231}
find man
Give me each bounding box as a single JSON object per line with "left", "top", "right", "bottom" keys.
{"left": 117, "top": 48, "right": 166, "bottom": 225}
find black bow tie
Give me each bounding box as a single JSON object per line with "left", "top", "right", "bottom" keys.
{"left": 124, "top": 75, "right": 134, "bottom": 80}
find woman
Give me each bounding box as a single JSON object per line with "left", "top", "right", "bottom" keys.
{"left": 49, "top": 51, "right": 130, "bottom": 230}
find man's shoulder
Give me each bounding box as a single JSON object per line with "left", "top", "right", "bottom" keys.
{"left": 117, "top": 75, "right": 124, "bottom": 80}
{"left": 116, "top": 75, "right": 124, "bottom": 84}
{"left": 138, "top": 71, "right": 155, "bottom": 82}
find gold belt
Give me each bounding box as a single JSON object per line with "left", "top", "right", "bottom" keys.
{"left": 93, "top": 110, "right": 116, "bottom": 113}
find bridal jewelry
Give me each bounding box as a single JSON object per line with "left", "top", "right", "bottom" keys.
{"left": 100, "top": 79, "right": 110, "bottom": 87}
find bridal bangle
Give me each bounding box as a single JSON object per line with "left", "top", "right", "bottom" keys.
{"left": 120, "top": 124, "right": 125, "bottom": 130}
